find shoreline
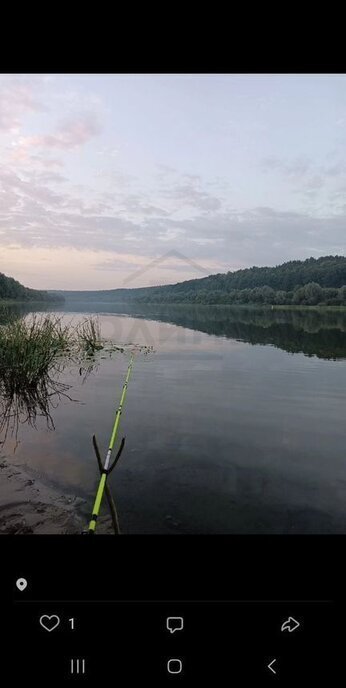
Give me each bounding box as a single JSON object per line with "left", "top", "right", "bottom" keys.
{"left": 0, "top": 299, "right": 63, "bottom": 306}
{"left": 57, "top": 303, "right": 346, "bottom": 313}
{"left": 0, "top": 457, "right": 113, "bottom": 535}
{"left": 2, "top": 299, "right": 346, "bottom": 312}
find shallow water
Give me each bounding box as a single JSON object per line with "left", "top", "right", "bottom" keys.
{"left": 1, "top": 303, "right": 346, "bottom": 534}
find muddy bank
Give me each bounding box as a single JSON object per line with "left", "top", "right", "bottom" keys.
{"left": 0, "top": 457, "right": 113, "bottom": 534}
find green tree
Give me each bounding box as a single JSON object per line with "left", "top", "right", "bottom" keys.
{"left": 303, "top": 282, "right": 324, "bottom": 305}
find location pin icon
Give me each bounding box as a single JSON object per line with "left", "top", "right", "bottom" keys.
{"left": 16, "top": 578, "right": 27, "bottom": 592}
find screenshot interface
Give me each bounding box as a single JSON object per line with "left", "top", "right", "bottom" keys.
{"left": 3, "top": 537, "right": 342, "bottom": 684}
{"left": 0, "top": 72, "right": 345, "bottom": 684}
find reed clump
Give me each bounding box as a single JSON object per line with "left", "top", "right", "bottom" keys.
{"left": 0, "top": 314, "right": 73, "bottom": 390}
{"left": 0, "top": 313, "right": 153, "bottom": 442}
{"left": 0, "top": 314, "right": 106, "bottom": 387}
{"left": 76, "top": 317, "right": 103, "bottom": 355}
{"left": 0, "top": 314, "right": 103, "bottom": 440}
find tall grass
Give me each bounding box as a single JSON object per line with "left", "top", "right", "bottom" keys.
{"left": 0, "top": 314, "right": 103, "bottom": 441}
{"left": 0, "top": 314, "right": 104, "bottom": 381}
{"left": 0, "top": 313, "right": 153, "bottom": 443}
{"left": 76, "top": 317, "right": 102, "bottom": 355}
{"left": 0, "top": 314, "right": 72, "bottom": 389}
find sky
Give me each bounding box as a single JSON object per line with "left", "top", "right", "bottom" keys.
{"left": 0, "top": 73, "right": 346, "bottom": 290}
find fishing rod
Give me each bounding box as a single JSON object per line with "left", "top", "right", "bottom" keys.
{"left": 88, "top": 353, "right": 135, "bottom": 534}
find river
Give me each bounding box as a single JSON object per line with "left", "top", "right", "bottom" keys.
{"left": 1, "top": 302, "right": 346, "bottom": 534}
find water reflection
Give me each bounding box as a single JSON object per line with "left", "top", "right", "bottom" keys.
{"left": 1, "top": 302, "right": 346, "bottom": 447}
{"left": 0, "top": 352, "right": 99, "bottom": 448}
{"left": 0, "top": 368, "right": 74, "bottom": 446}
{"left": 1, "top": 302, "right": 346, "bottom": 534}
{"left": 59, "top": 302, "right": 346, "bottom": 360}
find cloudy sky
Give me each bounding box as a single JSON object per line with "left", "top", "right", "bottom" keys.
{"left": 1, "top": 73, "right": 346, "bottom": 290}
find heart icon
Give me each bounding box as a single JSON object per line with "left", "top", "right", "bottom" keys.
{"left": 39, "top": 614, "right": 60, "bottom": 632}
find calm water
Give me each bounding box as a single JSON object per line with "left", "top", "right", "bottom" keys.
{"left": 1, "top": 302, "right": 346, "bottom": 534}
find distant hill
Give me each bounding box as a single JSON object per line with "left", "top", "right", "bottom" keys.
{"left": 0, "top": 272, "right": 64, "bottom": 303}
{"left": 55, "top": 256, "right": 346, "bottom": 307}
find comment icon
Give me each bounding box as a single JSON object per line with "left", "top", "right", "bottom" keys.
{"left": 166, "top": 616, "right": 184, "bottom": 634}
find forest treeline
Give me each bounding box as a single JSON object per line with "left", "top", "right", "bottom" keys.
{"left": 128, "top": 256, "right": 346, "bottom": 306}
{"left": 136, "top": 282, "right": 346, "bottom": 306}
{"left": 60, "top": 255, "right": 346, "bottom": 307}
{"left": 0, "top": 272, "right": 64, "bottom": 303}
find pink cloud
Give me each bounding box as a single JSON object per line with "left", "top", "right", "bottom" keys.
{"left": 30, "top": 155, "right": 64, "bottom": 169}
{"left": 0, "top": 82, "right": 44, "bottom": 132}
{"left": 16, "top": 114, "right": 101, "bottom": 152}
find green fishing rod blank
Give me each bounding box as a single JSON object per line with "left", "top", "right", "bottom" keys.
{"left": 88, "top": 353, "right": 135, "bottom": 534}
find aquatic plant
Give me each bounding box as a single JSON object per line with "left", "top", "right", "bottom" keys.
{"left": 0, "top": 315, "right": 71, "bottom": 388}
{"left": 0, "top": 313, "right": 154, "bottom": 444}
{"left": 0, "top": 314, "right": 101, "bottom": 442}
{"left": 76, "top": 317, "right": 103, "bottom": 355}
